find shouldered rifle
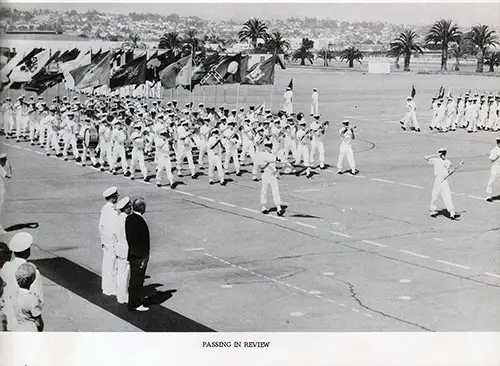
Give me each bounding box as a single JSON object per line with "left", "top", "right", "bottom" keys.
{"left": 443, "top": 160, "right": 464, "bottom": 182}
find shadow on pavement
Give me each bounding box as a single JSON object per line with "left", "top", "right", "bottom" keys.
{"left": 32, "top": 257, "right": 214, "bottom": 332}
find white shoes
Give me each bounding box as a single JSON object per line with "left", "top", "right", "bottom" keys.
{"left": 133, "top": 305, "right": 149, "bottom": 312}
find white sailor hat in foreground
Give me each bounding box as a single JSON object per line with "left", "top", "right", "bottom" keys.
{"left": 438, "top": 148, "right": 447, "bottom": 154}
{"left": 407, "top": 96, "right": 413, "bottom": 100}
{"left": 342, "top": 119, "right": 350, "bottom": 125}
{"left": 313, "top": 87, "right": 317, "bottom": 91}
{"left": 8, "top": 232, "right": 33, "bottom": 252}
{"left": 0, "top": 153, "right": 6, "bottom": 159}
{"left": 102, "top": 186, "right": 118, "bottom": 198}
{"left": 116, "top": 197, "right": 131, "bottom": 210}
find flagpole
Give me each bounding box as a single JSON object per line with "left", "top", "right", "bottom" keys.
{"left": 269, "top": 51, "right": 277, "bottom": 112}
{"left": 189, "top": 44, "right": 193, "bottom": 121}
{"left": 236, "top": 83, "right": 240, "bottom": 111}
{"left": 214, "top": 84, "right": 217, "bottom": 108}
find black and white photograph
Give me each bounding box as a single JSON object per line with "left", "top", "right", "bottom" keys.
{"left": 0, "top": 0, "right": 499, "bottom": 364}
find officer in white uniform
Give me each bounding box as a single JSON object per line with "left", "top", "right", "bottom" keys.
{"left": 207, "top": 128, "right": 225, "bottom": 185}
{"left": 129, "top": 124, "right": 149, "bottom": 181}
{"left": 256, "top": 142, "right": 285, "bottom": 216}
{"left": 400, "top": 96, "right": 421, "bottom": 132}
{"left": 99, "top": 187, "right": 119, "bottom": 296}
{"left": 155, "top": 127, "right": 175, "bottom": 187}
{"left": 283, "top": 87, "right": 293, "bottom": 115}
{"left": 486, "top": 137, "right": 500, "bottom": 202}
{"left": 310, "top": 115, "right": 327, "bottom": 169}
{"left": 114, "top": 196, "right": 131, "bottom": 304}
{"left": 425, "top": 148, "right": 459, "bottom": 219}
{"left": 337, "top": 120, "right": 357, "bottom": 175}
{"left": 310, "top": 88, "right": 319, "bottom": 116}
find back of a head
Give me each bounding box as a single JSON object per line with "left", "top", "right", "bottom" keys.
{"left": 15, "top": 262, "right": 36, "bottom": 289}
{"left": 0, "top": 242, "right": 11, "bottom": 268}
{"left": 133, "top": 198, "right": 146, "bottom": 214}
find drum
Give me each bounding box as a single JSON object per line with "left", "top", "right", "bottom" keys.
{"left": 84, "top": 126, "right": 99, "bottom": 149}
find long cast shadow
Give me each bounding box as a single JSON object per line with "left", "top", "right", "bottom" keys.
{"left": 32, "top": 257, "right": 215, "bottom": 332}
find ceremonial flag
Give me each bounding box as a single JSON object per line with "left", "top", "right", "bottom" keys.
{"left": 174, "top": 55, "right": 193, "bottom": 88}
{"left": 146, "top": 50, "right": 177, "bottom": 82}
{"left": 109, "top": 53, "right": 146, "bottom": 90}
{"left": 241, "top": 55, "right": 277, "bottom": 85}
{"left": 7, "top": 48, "right": 51, "bottom": 89}
{"left": 76, "top": 51, "right": 111, "bottom": 90}
{"left": 287, "top": 78, "right": 293, "bottom": 90}
{"left": 159, "top": 54, "right": 191, "bottom": 89}
{"left": 200, "top": 53, "right": 243, "bottom": 85}
{"left": 189, "top": 52, "right": 221, "bottom": 89}
{"left": 411, "top": 84, "right": 416, "bottom": 98}
{"left": 61, "top": 50, "right": 91, "bottom": 89}
{"left": 24, "top": 50, "right": 62, "bottom": 93}
{"left": 0, "top": 51, "right": 25, "bottom": 91}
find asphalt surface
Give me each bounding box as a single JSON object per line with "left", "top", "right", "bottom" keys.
{"left": 1, "top": 69, "right": 499, "bottom": 332}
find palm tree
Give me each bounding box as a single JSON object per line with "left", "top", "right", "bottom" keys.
{"left": 317, "top": 48, "right": 336, "bottom": 66}
{"left": 464, "top": 25, "right": 499, "bottom": 72}
{"left": 292, "top": 38, "right": 315, "bottom": 65}
{"left": 121, "top": 33, "right": 146, "bottom": 49}
{"left": 388, "top": 29, "right": 424, "bottom": 71}
{"left": 263, "top": 31, "right": 291, "bottom": 55}
{"left": 425, "top": 19, "right": 462, "bottom": 71}
{"left": 340, "top": 46, "right": 363, "bottom": 68}
{"left": 449, "top": 42, "right": 467, "bottom": 71}
{"left": 185, "top": 28, "right": 202, "bottom": 51}
{"left": 238, "top": 18, "right": 269, "bottom": 50}
{"left": 484, "top": 51, "right": 500, "bottom": 72}
{"left": 158, "top": 31, "right": 184, "bottom": 55}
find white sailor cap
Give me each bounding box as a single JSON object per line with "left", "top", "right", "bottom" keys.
{"left": 438, "top": 148, "right": 447, "bottom": 154}
{"left": 342, "top": 119, "right": 350, "bottom": 125}
{"left": 116, "top": 197, "right": 131, "bottom": 211}
{"left": 313, "top": 88, "right": 317, "bottom": 91}
{"left": 286, "top": 87, "right": 291, "bottom": 90}
{"left": 102, "top": 186, "right": 118, "bottom": 199}
{"left": 314, "top": 114, "right": 320, "bottom": 119}
{"left": 0, "top": 153, "right": 6, "bottom": 159}
{"left": 407, "top": 96, "right": 413, "bottom": 100}
{"left": 8, "top": 232, "right": 33, "bottom": 252}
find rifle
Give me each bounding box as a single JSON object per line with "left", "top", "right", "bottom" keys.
{"left": 442, "top": 160, "right": 464, "bottom": 182}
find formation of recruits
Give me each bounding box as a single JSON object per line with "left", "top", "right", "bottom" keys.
{"left": 400, "top": 92, "right": 500, "bottom": 133}
{"left": 0, "top": 89, "right": 362, "bottom": 215}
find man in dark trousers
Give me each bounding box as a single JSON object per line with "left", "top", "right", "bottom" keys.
{"left": 125, "top": 198, "right": 150, "bottom": 312}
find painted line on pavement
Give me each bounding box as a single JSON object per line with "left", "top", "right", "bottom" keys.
{"left": 219, "top": 201, "right": 236, "bottom": 208}
{"left": 269, "top": 215, "right": 288, "bottom": 221}
{"left": 176, "top": 191, "right": 194, "bottom": 197}
{"left": 455, "top": 193, "right": 466, "bottom": 196}
{"left": 330, "top": 231, "right": 352, "bottom": 238}
{"left": 484, "top": 272, "right": 500, "bottom": 279}
{"left": 399, "top": 183, "right": 424, "bottom": 189}
{"left": 199, "top": 196, "right": 215, "bottom": 202}
{"left": 294, "top": 221, "right": 318, "bottom": 229}
{"left": 242, "top": 207, "right": 260, "bottom": 214}
{"left": 361, "top": 240, "right": 387, "bottom": 248}
{"left": 371, "top": 178, "right": 395, "bottom": 184}
{"left": 399, "top": 250, "right": 430, "bottom": 259}
{"left": 467, "top": 195, "right": 484, "bottom": 200}
{"left": 294, "top": 188, "right": 320, "bottom": 192}
{"left": 436, "top": 260, "right": 471, "bottom": 270}
{"left": 185, "top": 248, "right": 204, "bottom": 252}
{"left": 432, "top": 238, "right": 445, "bottom": 242}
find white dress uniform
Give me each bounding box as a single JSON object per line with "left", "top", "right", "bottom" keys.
{"left": 433, "top": 103, "right": 446, "bottom": 131}
{"left": 223, "top": 126, "right": 241, "bottom": 174}
{"left": 443, "top": 100, "right": 456, "bottom": 131}
{"left": 60, "top": 116, "right": 80, "bottom": 160}
{"left": 427, "top": 156, "right": 456, "bottom": 216}
{"left": 99, "top": 200, "right": 118, "bottom": 295}
{"left": 430, "top": 101, "right": 439, "bottom": 130}
{"left": 99, "top": 124, "right": 113, "bottom": 169}
{"left": 486, "top": 143, "right": 500, "bottom": 200}
{"left": 45, "top": 114, "right": 61, "bottom": 155}
{"left": 239, "top": 122, "right": 256, "bottom": 163}
{"left": 153, "top": 120, "right": 166, "bottom": 163}
{"left": 37, "top": 111, "right": 49, "bottom": 146}
{"left": 176, "top": 124, "right": 196, "bottom": 177}
{"left": 466, "top": 101, "right": 479, "bottom": 132}
{"left": 401, "top": 99, "right": 420, "bottom": 130}
{"left": 337, "top": 125, "right": 356, "bottom": 174}
{"left": 15, "top": 103, "right": 28, "bottom": 141}
{"left": 295, "top": 126, "right": 311, "bottom": 167}
{"left": 485, "top": 102, "right": 496, "bottom": 130}
{"left": 0, "top": 160, "right": 11, "bottom": 228}
{"left": 111, "top": 125, "right": 129, "bottom": 174}
{"left": 310, "top": 121, "right": 326, "bottom": 168}
{"left": 477, "top": 102, "right": 488, "bottom": 129}
{"left": 283, "top": 89, "right": 293, "bottom": 115}
{"left": 114, "top": 211, "right": 130, "bottom": 304}
{"left": 310, "top": 90, "right": 319, "bottom": 116}
{"left": 28, "top": 109, "right": 39, "bottom": 144}
{"left": 207, "top": 134, "right": 225, "bottom": 183}
{"left": 282, "top": 124, "right": 298, "bottom": 162}
{"left": 155, "top": 134, "right": 174, "bottom": 186}
{"left": 80, "top": 120, "right": 98, "bottom": 167}
{"left": 454, "top": 99, "right": 466, "bottom": 130}
{"left": 256, "top": 150, "right": 282, "bottom": 210}
{"left": 129, "top": 129, "right": 148, "bottom": 179}
{"left": 197, "top": 124, "right": 210, "bottom": 169}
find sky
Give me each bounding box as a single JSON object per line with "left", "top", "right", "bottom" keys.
{"left": 3, "top": 2, "right": 500, "bottom": 27}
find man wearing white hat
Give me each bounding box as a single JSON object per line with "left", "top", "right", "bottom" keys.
{"left": 337, "top": 120, "right": 357, "bottom": 175}
{"left": 155, "top": 127, "right": 175, "bottom": 187}
{"left": 486, "top": 137, "right": 500, "bottom": 202}
{"left": 176, "top": 120, "right": 196, "bottom": 178}
{"left": 0, "top": 152, "right": 12, "bottom": 234}
{"left": 60, "top": 111, "right": 81, "bottom": 162}
{"left": 111, "top": 121, "right": 130, "bottom": 176}
{"left": 207, "top": 128, "right": 225, "bottom": 185}
{"left": 283, "top": 86, "right": 293, "bottom": 115}
{"left": 99, "top": 117, "right": 114, "bottom": 171}
{"left": 310, "top": 115, "right": 328, "bottom": 169}
{"left": 310, "top": 88, "right": 319, "bottom": 116}
{"left": 114, "top": 196, "right": 132, "bottom": 304}
{"left": 256, "top": 142, "right": 285, "bottom": 216}
{"left": 295, "top": 114, "right": 312, "bottom": 178}
{"left": 129, "top": 124, "right": 149, "bottom": 181}
{"left": 99, "top": 187, "right": 119, "bottom": 296}
{"left": 400, "top": 96, "right": 421, "bottom": 132}
{"left": 425, "top": 148, "right": 460, "bottom": 219}
{"left": 0, "top": 232, "right": 43, "bottom": 330}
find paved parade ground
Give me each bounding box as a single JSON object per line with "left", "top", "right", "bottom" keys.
{"left": 1, "top": 68, "right": 500, "bottom": 332}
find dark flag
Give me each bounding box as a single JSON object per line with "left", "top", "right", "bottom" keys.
{"left": 241, "top": 55, "right": 277, "bottom": 85}
{"left": 70, "top": 50, "right": 109, "bottom": 88}
{"left": 411, "top": 84, "right": 416, "bottom": 98}
{"left": 109, "top": 53, "right": 147, "bottom": 90}
{"left": 146, "top": 50, "right": 178, "bottom": 82}
{"left": 200, "top": 53, "right": 243, "bottom": 85}
{"left": 188, "top": 52, "right": 221, "bottom": 89}
{"left": 159, "top": 54, "right": 191, "bottom": 89}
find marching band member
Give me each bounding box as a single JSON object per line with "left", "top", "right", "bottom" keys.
{"left": 295, "top": 113, "right": 312, "bottom": 178}
{"left": 15, "top": 97, "right": 28, "bottom": 142}
{"left": 310, "top": 88, "right": 319, "bottom": 116}
{"left": 155, "top": 126, "right": 175, "bottom": 188}
{"left": 256, "top": 141, "right": 285, "bottom": 216}
{"left": 2, "top": 98, "right": 14, "bottom": 138}
{"left": 337, "top": 119, "right": 357, "bottom": 175}
{"left": 176, "top": 120, "right": 196, "bottom": 179}
{"left": 45, "top": 107, "right": 62, "bottom": 157}
{"left": 129, "top": 123, "right": 149, "bottom": 181}
{"left": 60, "top": 111, "right": 81, "bottom": 162}
{"left": 80, "top": 117, "right": 99, "bottom": 168}
{"left": 111, "top": 119, "right": 130, "bottom": 176}
{"left": 223, "top": 121, "right": 242, "bottom": 176}
{"left": 442, "top": 97, "right": 455, "bottom": 133}
{"left": 466, "top": 97, "right": 479, "bottom": 133}
{"left": 207, "top": 128, "right": 226, "bottom": 185}
{"left": 196, "top": 117, "right": 211, "bottom": 170}
{"left": 477, "top": 96, "right": 488, "bottom": 130}
{"left": 454, "top": 96, "right": 466, "bottom": 131}
{"left": 310, "top": 115, "right": 328, "bottom": 169}
{"left": 485, "top": 96, "right": 496, "bottom": 131}
{"left": 282, "top": 116, "right": 298, "bottom": 165}
{"left": 99, "top": 117, "right": 114, "bottom": 172}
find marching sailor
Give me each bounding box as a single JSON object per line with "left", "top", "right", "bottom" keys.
{"left": 129, "top": 123, "right": 149, "bottom": 181}
{"left": 207, "top": 128, "right": 226, "bottom": 186}
{"left": 486, "top": 137, "right": 500, "bottom": 202}
{"left": 337, "top": 119, "right": 357, "bottom": 175}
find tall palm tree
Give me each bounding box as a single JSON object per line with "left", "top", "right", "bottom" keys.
{"left": 121, "top": 33, "right": 146, "bottom": 49}
{"left": 484, "top": 51, "right": 500, "bottom": 72}
{"left": 317, "top": 48, "right": 336, "bottom": 66}
{"left": 185, "top": 28, "right": 202, "bottom": 51}
{"left": 238, "top": 18, "right": 269, "bottom": 49}
{"left": 388, "top": 29, "right": 424, "bottom": 71}
{"left": 158, "top": 31, "right": 184, "bottom": 55}
{"left": 292, "top": 38, "right": 315, "bottom": 65}
{"left": 263, "top": 31, "right": 291, "bottom": 55}
{"left": 464, "top": 25, "right": 499, "bottom": 72}
{"left": 425, "top": 19, "right": 462, "bottom": 71}
{"left": 340, "top": 46, "right": 363, "bottom": 68}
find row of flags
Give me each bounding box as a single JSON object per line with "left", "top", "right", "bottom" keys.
{"left": 0, "top": 47, "right": 286, "bottom": 95}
